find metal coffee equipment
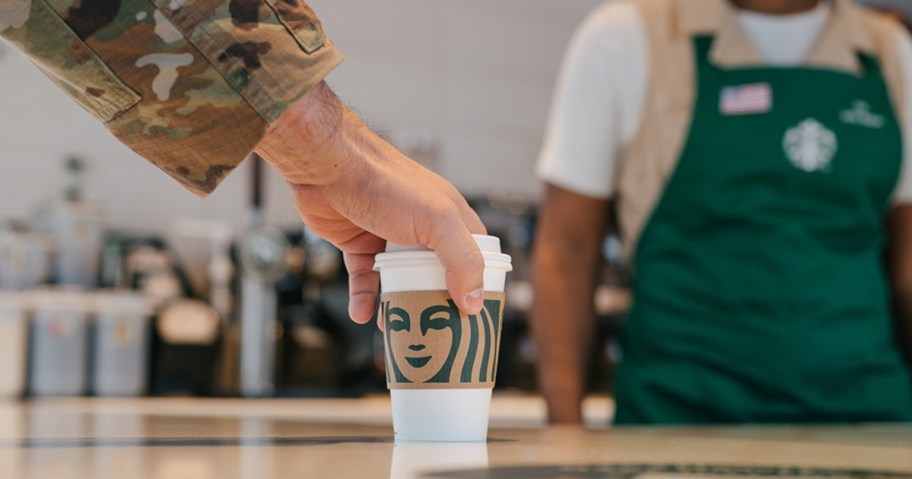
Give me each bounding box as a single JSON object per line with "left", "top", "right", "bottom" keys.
{"left": 0, "top": 222, "right": 53, "bottom": 290}
{"left": 238, "top": 156, "right": 289, "bottom": 397}
{"left": 39, "top": 157, "right": 105, "bottom": 288}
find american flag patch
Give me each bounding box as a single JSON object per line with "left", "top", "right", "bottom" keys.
{"left": 719, "top": 83, "right": 772, "bottom": 115}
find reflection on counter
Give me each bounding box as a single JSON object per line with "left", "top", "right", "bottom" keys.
{"left": 0, "top": 401, "right": 388, "bottom": 479}
{"left": 391, "top": 443, "right": 488, "bottom": 479}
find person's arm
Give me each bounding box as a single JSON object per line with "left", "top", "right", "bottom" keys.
{"left": 888, "top": 19, "right": 912, "bottom": 366}
{"left": 1, "top": 0, "right": 341, "bottom": 197}
{"left": 531, "top": 184, "right": 610, "bottom": 424}
{"left": 888, "top": 206, "right": 912, "bottom": 365}
{"left": 1, "top": 1, "right": 487, "bottom": 319}
{"left": 531, "top": 1, "right": 645, "bottom": 423}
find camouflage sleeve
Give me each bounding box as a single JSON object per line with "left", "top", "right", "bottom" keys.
{"left": 0, "top": 0, "right": 343, "bottom": 197}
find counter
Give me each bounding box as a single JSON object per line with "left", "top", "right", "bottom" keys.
{"left": 0, "top": 397, "right": 909, "bottom": 478}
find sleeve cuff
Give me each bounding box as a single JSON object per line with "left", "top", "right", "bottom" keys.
{"left": 108, "top": 0, "right": 344, "bottom": 197}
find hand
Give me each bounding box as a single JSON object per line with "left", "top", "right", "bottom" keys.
{"left": 256, "top": 82, "right": 487, "bottom": 324}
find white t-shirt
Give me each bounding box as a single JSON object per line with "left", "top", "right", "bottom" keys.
{"left": 537, "top": 0, "right": 912, "bottom": 203}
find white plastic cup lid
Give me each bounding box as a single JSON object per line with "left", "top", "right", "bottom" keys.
{"left": 374, "top": 234, "right": 512, "bottom": 271}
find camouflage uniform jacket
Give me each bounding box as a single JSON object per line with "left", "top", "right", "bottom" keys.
{"left": 0, "top": 0, "right": 342, "bottom": 197}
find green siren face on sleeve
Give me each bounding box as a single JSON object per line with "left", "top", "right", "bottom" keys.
{"left": 382, "top": 291, "right": 505, "bottom": 389}
{"left": 386, "top": 300, "right": 459, "bottom": 383}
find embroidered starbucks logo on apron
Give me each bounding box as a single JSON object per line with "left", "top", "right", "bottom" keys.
{"left": 783, "top": 118, "right": 838, "bottom": 172}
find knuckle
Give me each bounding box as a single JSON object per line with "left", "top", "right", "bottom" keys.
{"left": 456, "top": 247, "right": 485, "bottom": 274}
{"left": 428, "top": 200, "right": 458, "bottom": 222}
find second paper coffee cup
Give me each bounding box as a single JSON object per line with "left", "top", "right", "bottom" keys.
{"left": 373, "top": 234, "right": 512, "bottom": 442}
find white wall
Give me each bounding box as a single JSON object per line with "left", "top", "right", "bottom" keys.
{"left": 310, "top": 0, "right": 601, "bottom": 196}
{"left": 0, "top": 0, "right": 601, "bottom": 239}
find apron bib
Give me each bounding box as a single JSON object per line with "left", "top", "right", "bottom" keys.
{"left": 614, "top": 36, "right": 912, "bottom": 424}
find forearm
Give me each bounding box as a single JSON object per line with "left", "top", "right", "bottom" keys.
{"left": 531, "top": 241, "right": 599, "bottom": 424}
{"left": 893, "top": 292, "right": 912, "bottom": 366}
{"left": 887, "top": 205, "right": 912, "bottom": 366}
{"left": 255, "top": 81, "right": 408, "bottom": 191}
{"left": 256, "top": 80, "right": 481, "bottom": 243}
{"left": 255, "top": 81, "right": 351, "bottom": 187}
{"left": 255, "top": 80, "right": 414, "bottom": 223}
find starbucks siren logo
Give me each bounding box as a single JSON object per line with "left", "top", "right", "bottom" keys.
{"left": 783, "top": 118, "right": 837, "bottom": 173}
{"left": 840, "top": 100, "right": 885, "bottom": 129}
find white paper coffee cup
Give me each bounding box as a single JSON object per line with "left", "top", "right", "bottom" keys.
{"left": 373, "top": 235, "right": 512, "bottom": 442}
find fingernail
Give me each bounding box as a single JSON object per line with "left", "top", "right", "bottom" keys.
{"left": 464, "top": 288, "right": 483, "bottom": 312}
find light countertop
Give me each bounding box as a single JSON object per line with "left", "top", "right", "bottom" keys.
{"left": 0, "top": 396, "right": 909, "bottom": 478}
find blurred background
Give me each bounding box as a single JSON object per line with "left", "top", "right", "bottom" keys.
{"left": 0, "top": 0, "right": 907, "bottom": 402}
{"left": 0, "top": 0, "right": 622, "bottom": 403}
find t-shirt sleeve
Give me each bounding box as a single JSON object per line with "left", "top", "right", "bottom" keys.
{"left": 536, "top": 0, "right": 647, "bottom": 200}
{"left": 893, "top": 25, "right": 912, "bottom": 204}
{"left": 0, "top": 0, "right": 342, "bottom": 197}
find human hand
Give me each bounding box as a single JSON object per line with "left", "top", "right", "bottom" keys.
{"left": 256, "top": 82, "right": 487, "bottom": 324}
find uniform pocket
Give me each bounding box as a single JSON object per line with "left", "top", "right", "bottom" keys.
{"left": 13, "top": 0, "right": 140, "bottom": 123}
{"left": 264, "top": 0, "right": 327, "bottom": 54}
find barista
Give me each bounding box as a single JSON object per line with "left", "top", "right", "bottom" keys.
{"left": 533, "top": 0, "right": 912, "bottom": 424}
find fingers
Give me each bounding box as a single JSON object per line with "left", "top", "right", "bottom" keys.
{"left": 458, "top": 200, "right": 488, "bottom": 235}
{"left": 343, "top": 252, "right": 380, "bottom": 324}
{"left": 424, "top": 213, "right": 486, "bottom": 315}
{"left": 437, "top": 176, "right": 486, "bottom": 236}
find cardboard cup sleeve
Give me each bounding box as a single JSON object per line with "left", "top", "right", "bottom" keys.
{"left": 381, "top": 291, "right": 506, "bottom": 390}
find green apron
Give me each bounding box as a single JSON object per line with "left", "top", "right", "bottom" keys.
{"left": 613, "top": 36, "right": 912, "bottom": 424}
